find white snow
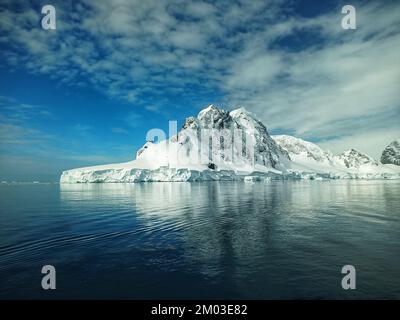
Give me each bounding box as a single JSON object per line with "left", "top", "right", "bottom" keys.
{"left": 272, "top": 135, "right": 400, "bottom": 180}
{"left": 60, "top": 105, "right": 400, "bottom": 183}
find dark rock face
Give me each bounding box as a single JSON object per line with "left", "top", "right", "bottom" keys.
{"left": 228, "top": 107, "right": 290, "bottom": 168}
{"left": 197, "top": 105, "right": 238, "bottom": 130}
{"left": 381, "top": 140, "right": 400, "bottom": 166}
{"left": 207, "top": 163, "right": 217, "bottom": 170}
{"left": 178, "top": 105, "right": 290, "bottom": 169}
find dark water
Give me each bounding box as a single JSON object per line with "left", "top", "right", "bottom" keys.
{"left": 0, "top": 181, "right": 399, "bottom": 299}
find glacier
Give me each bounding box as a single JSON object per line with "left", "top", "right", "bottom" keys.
{"left": 60, "top": 105, "right": 400, "bottom": 183}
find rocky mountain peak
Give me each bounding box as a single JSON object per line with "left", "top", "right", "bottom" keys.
{"left": 381, "top": 139, "right": 400, "bottom": 166}
{"left": 337, "top": 148, "right": 378, "bottom": 168}
{"left": 178, "top": 104, "right": 290, "bottom": 169}
{"left": 197, "top": 104, "right": 233, "bottom": 129}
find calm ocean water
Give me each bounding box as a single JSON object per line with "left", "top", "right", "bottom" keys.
{"left": 0, "top": 180, "right": 399, "bottom": 299}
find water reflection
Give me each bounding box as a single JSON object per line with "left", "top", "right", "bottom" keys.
{"left": 58, "top": 181, "right": 400, "bottom": 298}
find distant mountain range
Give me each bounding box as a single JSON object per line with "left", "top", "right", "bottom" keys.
{"left": 61, "top": 105, "right": 400, "bottom": 182}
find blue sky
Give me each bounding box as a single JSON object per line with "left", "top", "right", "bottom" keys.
{"left": 0, "top": 0, "right": 399, "bottom": 181}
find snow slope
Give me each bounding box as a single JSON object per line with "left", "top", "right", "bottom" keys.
{"left": 272, "top": 135, "right": 400, "bottom": 179}
{"left": 61, "top": 105, "right": 287, "bottom": 182}
{"left": 60, "top": 105, "right": 400, "bottom": 183}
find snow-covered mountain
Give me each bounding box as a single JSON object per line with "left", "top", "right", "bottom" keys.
{"left": 271, "top": 135, "right": 338, "bottom": 177}
{"left": 61, "top": 105, "right": 289, "bottom": 182}
{"left": 273, "top": 135, "right": 334, "bottom": 163}
{"left": 272, "top": 135, "right": 399, "bottom": 179}
{"left": 60, "top": 105, "right": 400, "bottom": 182}
{"left": 381, "top": 139, "right": 400, "bottom": 166}
{"left": 134, "top": 104, "right": 289, "bottom": 171}
{"left": 335, "top": 149, "right": 378, "bottom": 168}
{"left": 230, "top": 108, "right": 290, "bottom": 169}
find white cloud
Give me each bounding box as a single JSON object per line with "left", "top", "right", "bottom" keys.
{"left": 319, "top": 128, "right": 400, "bottom": 159}
{"left": 218, "top": 1, "right": 400, "bottom": 157}
{"left": 225, "top": 52, "right": 283, "bottom": 91}
{"left": 0, "top": 0, "right": 399, "bottom": 158}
